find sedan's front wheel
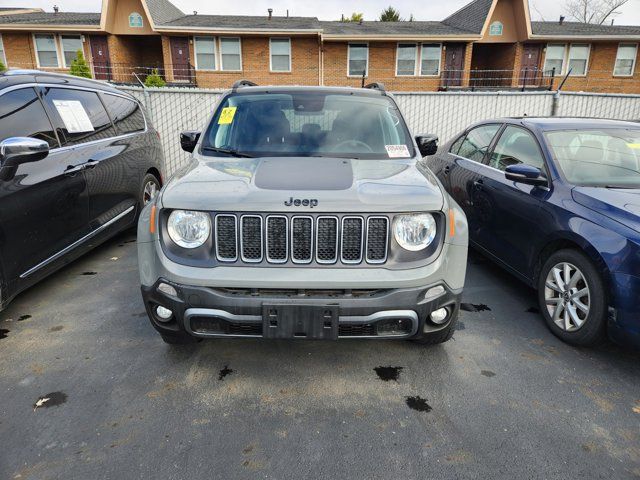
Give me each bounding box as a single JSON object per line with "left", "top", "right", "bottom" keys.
{"left": 537, "top": 249, "right": 607, "bottom": 347}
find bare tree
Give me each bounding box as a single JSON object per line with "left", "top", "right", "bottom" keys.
{"left": 564, "top": 0, "right": 629, "bottom": 24}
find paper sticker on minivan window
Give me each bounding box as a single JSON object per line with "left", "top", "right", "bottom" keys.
{"left": 385, "top": 144, "right": 410, "bottom": 158}
{"left": 52, "top": 100, "right": 94, "bottom": 133}
{"left": 218, "top": 107, "right": 237, "bottom": 125}
{"left": 627, "top": 143, "right": 640, "bottom": 149}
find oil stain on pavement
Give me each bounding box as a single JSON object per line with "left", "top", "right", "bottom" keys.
{"left": 17, "top": 315, "right": 31, "bottom": 321}
{"left": 526, "top": 306, "right": 540, "bottom": 314}
{"left": 405, "top": 396, "right": 432, "bottom": 412}
{"left": 81, "top": 271, "right": 98, "bottom": 276}
{"left": 461, "top": 303, "right": 491, "bottom": 312}
{"left": 219, "top": 365, "right": 233, "bottom": 381}
{"left": 374, "top": 366, "right": 403, "bottom": 382}
{"left": 33, "top": 392, "right": 67, "bottom": 410}
{"left": 481, "top": 370, "right": 496, "bottom": 377}
{"left": 0, "top": 329, "right": 9, "bottom": 339}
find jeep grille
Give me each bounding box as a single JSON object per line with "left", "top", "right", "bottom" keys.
{"left": 214, "top": 213, "right": 389, "bottom": 265}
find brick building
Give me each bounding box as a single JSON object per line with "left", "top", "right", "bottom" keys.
{"left": 0, "top": 0, "right": 638, "bottom": 93}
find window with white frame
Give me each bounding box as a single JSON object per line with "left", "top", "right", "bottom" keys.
{"left": 396, "top": 43, "right": 417, "bottom": 76}
{"left": 567, "top": 44, "right": 590, "bottom": 76}
{"left": 614, "top": 43, "right": 638, "bottom": 76}
{"left": 129, "top": 12, "right": 143, "bottom": 28}
{"left": 420, "top": 44, "right": 441, "bottom": 75}
{"left": 348, "top": 43, "right": 368, "bottom": 77}
{"left": 220, "top": 37, "right": 241, "bottom": 71}
{"left": 194, "top": 36, "right": 216, "bottom": 70}
{"left": 34, "top": 34, "right": 59, "bottom": 68}
{"left": 270, "top": 38, "right": 291, "bottom": 72}
{"left": 61, "top": 35, "right": 83, "bottom": 68}
{"left": 0, "top": 34, "right": 6, "bottom": 66}
{"left": 543, "top": 44, "right": 566, "bottom": 75}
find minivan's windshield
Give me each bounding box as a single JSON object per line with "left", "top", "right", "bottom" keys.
{"left": 544, "top": 128, "right": 640, "bottom": 188}
{"left": 201, "top": 91, "right": 414, "bottom": 159}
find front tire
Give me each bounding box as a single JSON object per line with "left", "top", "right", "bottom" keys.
{"left": 537, "top": 249, "right": 607, "bottom": 347}
{"left": 140, "top": 173, "right": 161, "bottom": 207}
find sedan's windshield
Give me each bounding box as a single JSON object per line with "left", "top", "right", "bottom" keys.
{"left": 544, "top": 128, "right": 640, "bottom": 187}
{"left": 201, "top": 91, "right": 414, "bottom": 159}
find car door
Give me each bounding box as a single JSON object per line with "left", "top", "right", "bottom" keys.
{"left": 0, "top": 87, "right": 90, "bottom": 286}
{"left": 41, "top": 86, "right": 138, "bottom": 232}
{"left": 472, "top": 124, "right": 549, "bottom": 277}
{"left": 436, "top": 124, "right": 502, "bottom": 241}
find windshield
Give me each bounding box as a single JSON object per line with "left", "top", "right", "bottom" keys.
{"left": 201, "top": 91, "right": 414, "bottom": 159}
{"left": 544, "top": 128, "right": 640, "bottom": 188}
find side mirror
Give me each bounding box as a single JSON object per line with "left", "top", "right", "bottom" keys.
{"left": 0, "top": 137, "right": 49, "bottom": 169}
{"left": 415, "top": 134, "right": 439, "bottom": 157}
{"left": 505, "top": 164, "right": 548, "bottom": 186}
{"left": 180, "top": 131, "right": 201, "bottom": 153}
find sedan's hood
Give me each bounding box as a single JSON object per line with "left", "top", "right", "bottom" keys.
{"left": 161, "top": 156, "right": 444, "bottom": 213}
{"left": 572, "top": 186, "right": 640, "bottom": 233}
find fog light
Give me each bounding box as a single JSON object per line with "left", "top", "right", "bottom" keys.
{"left": 156, "top": 305, "right": 173, "bottom": 321}
{"left": 425, "top": 285, "right": 445, "bottom": 300}
{"left": 430, "top": 307, "right": 448, "bottom": 325}
{"left": 157, "top": 282, "right": 177, "bottom": 297}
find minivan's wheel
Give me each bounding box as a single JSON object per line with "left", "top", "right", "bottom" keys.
{"left": 537, "top": 249, "right": 607, "bottom": 347}
{"left": 141, "top": 173, "right": 160, "bottom": 206}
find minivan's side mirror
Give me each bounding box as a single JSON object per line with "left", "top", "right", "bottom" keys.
{"left": 415, "top": 134, "right": 439, "bottom": 157}
{"left": 505, "top": 164, "right": 548, "bottom": 186}
{"left": 0, "top": 137, "right": 49, "bottom": 169}
{"left": 180, "top": 131, "right": 201, "bottom": 153}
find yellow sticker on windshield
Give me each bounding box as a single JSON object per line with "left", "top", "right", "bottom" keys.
{"left": 627, "top": 143, "right": 640, "bottom": 149}
{"left": 218, "top": 107, "right": 237, "bottom": 125}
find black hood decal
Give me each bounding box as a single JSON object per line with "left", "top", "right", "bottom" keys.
{"left": 254, "top": 157, "right": 354, "bottom": 190}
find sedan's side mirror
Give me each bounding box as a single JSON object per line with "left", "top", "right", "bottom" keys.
{"left": 415, "top": 134, "right": 439, "bottom": 157}
{"left": 505, "top": 164, "right": 548, "bottom": 186}
{"left": 0, "top": 137, "right": 49, "bottom": 169}
{"left": 180, "top": 131, "right": 201, "bottom": 153}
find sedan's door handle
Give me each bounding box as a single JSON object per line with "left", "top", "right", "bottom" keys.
{"left": 443, "top": 165, "right": 451, "bottom": 175}
{"left": 84, "top": 160, "right": 99, "bottom": 170}
{"left": 473, "top": 179, "right": 484, "bottom": 191}
{"left": 64, "top": 164, "right": 85, "bottom": 175}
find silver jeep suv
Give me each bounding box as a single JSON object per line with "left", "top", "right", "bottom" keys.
{"left": 137, "top": 82, "right": 468, "bottom": 345}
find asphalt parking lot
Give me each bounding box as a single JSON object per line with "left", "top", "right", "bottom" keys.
{"left": 1, "top": 231, "right": 639, "bottom": 480}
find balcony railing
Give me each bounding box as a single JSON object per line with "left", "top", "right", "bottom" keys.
{"left": 90, "top": 62, "right": 196, "bottom": 85}
{"left": 440, "top": 68, "right": 556, "bottom": 91}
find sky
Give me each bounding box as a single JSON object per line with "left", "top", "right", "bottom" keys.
{"left": 2, "top": 0, "right": 640, "bottom": 24}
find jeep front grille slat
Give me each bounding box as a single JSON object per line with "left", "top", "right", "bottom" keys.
{"left": 341, "top": 217, "right": 364, "bottom": 264}
{"left": 241, "top": 215, "right": 263, "bottom": 262}
{"left": 215, "top": 214, "right": 237, "bottom": 261}
{"left": 316, "top": 216, "right": 338, "bottom": 263}
{"left": 266, "top": 215, "right": 287, "bottom": 263}
{"left": 291, "top": 216, "right": 313, "bottom": 263}
{"left": 366, "top": 217, "right": 388, "bottom": 263}
{"left": 213, "top": 214, "right": 388, "bottom": 265}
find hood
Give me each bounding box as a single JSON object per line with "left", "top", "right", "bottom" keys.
{"left": 161, "top": 156, "right": 444, "bottom": 213}
{"left": 572, "top": 186, "right": 640, "bottom": 233}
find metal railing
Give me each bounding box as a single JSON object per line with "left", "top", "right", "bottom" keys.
{"left": 440, "top": 68, "right": 556, "bottom": 91}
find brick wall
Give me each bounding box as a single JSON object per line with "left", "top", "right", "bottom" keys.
{"left": 540, "top": 41, "right": 640, "bottom": 94}
{"left": 1, "top": 31, "right": 91, "bottom": 72}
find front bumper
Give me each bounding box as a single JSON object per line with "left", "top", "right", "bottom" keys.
{"left": 141, "top": 280, "right": 461, "bottom": 340}
{"left": 608, "top": 272, "right": 640, "bottom": 349}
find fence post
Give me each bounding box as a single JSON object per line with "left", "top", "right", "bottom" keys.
{"left": 133, "top": 72, "right": 153, "bottom": 121}
{"left": 551, "top": 91, "right": 560, "bottom": 117}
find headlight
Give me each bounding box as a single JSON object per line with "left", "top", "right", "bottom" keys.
{"left": 393, "top": 213, "right": 437, "bottom": 251}
{"left": 167, "top": 210, "right": 211, "bottom": 248}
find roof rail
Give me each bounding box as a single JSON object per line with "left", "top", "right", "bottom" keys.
{"left": 363, "top": 82, "right": 386, "bottom": 93}
{"left": 231, "top": 79, "right": 258, "bottom": 92}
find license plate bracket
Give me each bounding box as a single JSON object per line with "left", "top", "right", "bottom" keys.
{"left": 262, "top": 304, "right": 339, "bottom": 340}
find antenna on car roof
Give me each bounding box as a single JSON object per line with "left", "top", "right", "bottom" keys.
{"left": 363, "top": 82, "right": 386, "bottom": 94}
{"left": 231, "top": 79, "right": 258, "bottom": 92}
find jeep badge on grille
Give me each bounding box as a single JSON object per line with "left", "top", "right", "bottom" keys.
{"left": 284, "top": 197, "right": 318, "bottom": 208}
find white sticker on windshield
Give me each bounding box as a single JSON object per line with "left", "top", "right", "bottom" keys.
{"left": 52, "top": 100, "right": 94, "bottom": 133}
{"left": 385, "top": 144, "right": 410, "bottom": 158}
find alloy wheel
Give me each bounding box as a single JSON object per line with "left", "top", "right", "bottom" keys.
{"left": 544, "top": 262, "right": 590, "bottom": 332}
{"left": 143, "top": 180, "right": 158, "bottom": 205}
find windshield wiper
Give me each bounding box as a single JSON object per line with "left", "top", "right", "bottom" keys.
{"left": 201, "top": 146, "right": 253, "bottom": 158}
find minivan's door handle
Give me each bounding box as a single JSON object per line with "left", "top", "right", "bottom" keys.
{"left": 443, "top": 165, "right": 451, "bottom": 175}
{"left": 473, "top": 179, "right": 484, "bottom": 190}
{"left": 84, "top": 160, "right": 99, "bottom": 169}
{"left": 64, "top": 164, "right": 85, "bottom": 175}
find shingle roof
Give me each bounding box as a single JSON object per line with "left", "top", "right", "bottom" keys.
{"left": 143, "top": 0, "right": 184, "bottom": 25}
{"left": 161, "top": 14, "right": 321, "bottom": 30}
{"left": 0, "top": 12, "right": 100, "bottom": 25}
{"left": 531, "top": 21, "right": 640, "bottom": 36}
{"left": 320, "top": 20, "right": 476, "bottom": 36}
{"left": 442, "top": 0, "right": 493, "bottom": 34}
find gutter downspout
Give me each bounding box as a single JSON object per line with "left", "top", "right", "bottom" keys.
{"left": 319, "top": 34, "right": 324, "bottom": 86}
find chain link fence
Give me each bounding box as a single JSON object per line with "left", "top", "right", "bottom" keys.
{"left": 118, "top": 85, "right": 640, "bottom": 177}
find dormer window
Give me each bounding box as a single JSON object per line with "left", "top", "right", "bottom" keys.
{"left": 129, "top": 12, "right": 143, "bottom": 28}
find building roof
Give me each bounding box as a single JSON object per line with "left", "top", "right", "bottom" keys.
{"left": 0, "top": 11, "right": 100, "bottom": 25}
{"left": 320, "top": 20, "right": 476, "bottom": 36}
{"left": 144, "top": 0, "right": 184, "bottom": 26}
{"left": 531, "top": 20, "right": 640, "bottom": 36}
{"left": 161, "top": 14, "right": 321, "bottom": 30}
{"left": 442, "top": 0, "right": 493, "bottom": 34}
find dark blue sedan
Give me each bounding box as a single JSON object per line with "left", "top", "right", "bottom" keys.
{"left": 425, "top": 118, "right": 640, "bottom": 347}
